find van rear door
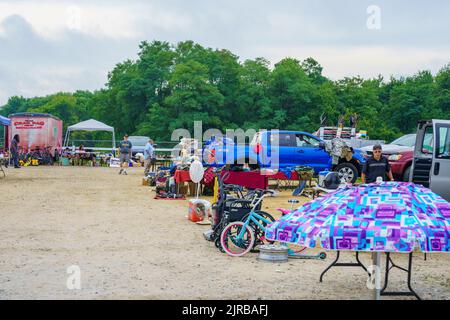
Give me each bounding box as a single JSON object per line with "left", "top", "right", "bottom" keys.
{"left": 430, "top": 120, "right": 450, "bottom": 201}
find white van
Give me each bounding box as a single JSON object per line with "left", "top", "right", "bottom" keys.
{"left": 411, "top": 120, "right": 450, "bottom": 201}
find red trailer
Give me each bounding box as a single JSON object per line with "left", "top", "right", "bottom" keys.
{"left": 7, "top": 113, "right": 63, "bottom": 157}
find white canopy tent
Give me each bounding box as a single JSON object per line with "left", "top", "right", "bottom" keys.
{"left": 63, "top": 119, "right": 116, "bottom": 151}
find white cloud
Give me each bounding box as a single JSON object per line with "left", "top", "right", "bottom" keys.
{"left": 0, "top": 0, "right": 449, "bottom": 106}
{"left": 0, "top": 1, "right": 191, "bottom": 40}
{"left": 251, "top": 45, "right": 450, "bottom": 79}
{"left": 0, "top": 2, "right": 138, "bottom": 39}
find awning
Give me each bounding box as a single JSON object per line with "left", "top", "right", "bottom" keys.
{"left": 64, "top": 119, "right": 116, "bottom": 149}
{"left": 67, "top": 119, "right": 114, "bottom": 132}
{"left": 0, "top": 115, "right": 11, "bottom": 126}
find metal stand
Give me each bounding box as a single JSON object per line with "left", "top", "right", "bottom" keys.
{"left": 0, "top": 158, "right": 7, "bottom": 178}
{"left": 320, "top": 251, "right": 422, "bottom": 300}
{"left": 381, "top": 253, "right": 421, "bottom": 300}
{"left": 320, "top": 251, "right": 368, "bottom": 282}
{"left": 373, "top": 252, "right": 382, "bottom": 300}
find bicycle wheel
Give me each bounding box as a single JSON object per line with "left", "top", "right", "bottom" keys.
{"left": 220, "top": 222, "right": 255, "bottom": 257}
{"left": 242, "top": 211, "right": 275, "bottom": 247}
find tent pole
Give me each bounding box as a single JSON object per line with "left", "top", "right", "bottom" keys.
{"left": 63, "top": 130, "right": 69, "bottom": 148}
{"left": 112, "top": 131, "right": 116, "bottom": 155}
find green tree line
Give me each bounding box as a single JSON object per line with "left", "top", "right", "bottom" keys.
{"left": 1, "top": 40, "right": 449, "bottom": 143}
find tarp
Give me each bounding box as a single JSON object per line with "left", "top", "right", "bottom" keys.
{"left": 0, "top": 115, "right": 11, "bottom": 126}
{"left": 67, "top": 119, "right": 114, "bottom": 132}
{"left": 64, "top": 119, "right": 115, "bottom": 150}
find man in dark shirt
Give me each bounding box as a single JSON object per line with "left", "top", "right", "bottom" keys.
{"left": 362, "top": 144, "right": 394, "bottom": 184}
{"left": 118, "top": 134, "right": 132, "bottom": 175}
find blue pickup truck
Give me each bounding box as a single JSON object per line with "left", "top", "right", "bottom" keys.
{"left": 204, "top": 130, "right": 365, "bottom": 183}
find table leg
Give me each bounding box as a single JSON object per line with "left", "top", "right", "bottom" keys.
{"left": 372, "top": 252, "right": 382, "bottom": 300}
{"left": 319, "top": 251, "right": 369, "bottom": 282}
{"left": 381, "top": 252, "right": 421, "bottom": 300}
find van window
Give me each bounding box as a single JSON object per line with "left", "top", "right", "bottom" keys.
{"left": 437, "top": 125, "right": 450, "bottom": 159}
{"left": 419, "top": 127, "right": 434, "bottom": 155}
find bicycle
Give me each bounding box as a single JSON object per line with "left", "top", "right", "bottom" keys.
{"left": 220, "top": 194, "right": 327, "bottom": 260}
{"left": 205, "top": 167, "right": 264, "bottom": 252}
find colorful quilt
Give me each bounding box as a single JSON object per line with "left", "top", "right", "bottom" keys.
{"left": 265, "top": 182, "right": 450, "bottom": 253}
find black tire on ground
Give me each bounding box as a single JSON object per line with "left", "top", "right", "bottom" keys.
{"left": 335, "top": 162, "right": 358, "bottom": 184}
{"left": 403, "top": 166, "right": 411, "bottom": 182}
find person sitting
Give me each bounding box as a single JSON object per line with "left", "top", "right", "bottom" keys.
{"left": 62, "top": 147, "right": 71, "bottom": 157}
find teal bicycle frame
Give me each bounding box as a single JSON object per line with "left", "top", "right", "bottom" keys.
{"left": 239, "top": 211, "right": 271, "bottom": 238}
{"left": 233, "top": 194, "right": 325, "bottom": 259}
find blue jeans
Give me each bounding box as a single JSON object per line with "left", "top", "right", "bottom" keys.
{"left": 11, "top": 153, "right": 19, "bottom": 167}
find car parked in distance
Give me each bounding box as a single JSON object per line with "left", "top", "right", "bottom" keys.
{"left": 127, "top": 136, "right": 150, "bottom": 155}
{"left": 390, "top": 134, "right": 417, "bottom": 148}
{"left": 386, "top": 150, "right": 414, "bottom": 182}
{"left": 361, "top": 134, "right": 426, "bottom": 181}
{"left": 204, "top": 130, "right": 366, "bottom": 183}
{"left": 361, "top": 133, "right": 435, "bottom": 181}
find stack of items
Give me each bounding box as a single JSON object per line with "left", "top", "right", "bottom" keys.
{"left": 142, "top": 172, "right": 157, "bottom": 186}
{"left": 154, "top": 169, "right": 186, "bottom": 200}
{"left": 325, "top": 138, "right": 353, "bottom": 165}
{"left": 294, "top": 166, "right": 315, "bottom": 181}
{"left": 173, "top": 139, "right": 201, "bottom": 167}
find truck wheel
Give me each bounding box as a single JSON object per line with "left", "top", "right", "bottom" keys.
{"left": 403, "top": 166, "right": 411, "bottom": 182}
{"left": 335, "top": 163, "right": 358, "bottom": 184}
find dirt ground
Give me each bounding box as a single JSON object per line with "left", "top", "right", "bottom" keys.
{"left": 0, "top": 166, "right": 449, "bottom": 300}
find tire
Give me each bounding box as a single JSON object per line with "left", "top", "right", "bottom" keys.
{"left": 403, "top": 166, "right": 411, "bottom": 182}
{"left": 335, "top": 162, "right": 358, "bottom": 184}
{"left": 220, "top": 222, "right": 255, "bottom": 257}
{"left": 215, "top": 237, "right": 225, "bottom": 253}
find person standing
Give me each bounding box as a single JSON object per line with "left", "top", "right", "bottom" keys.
{"left": 10, "top": 134, "right": 20, "bottom": 169}
{"left": 144, "top": 139, "right": 154, "bottom": 176}
{"left": 361, "top": 144, "right": 395, "bottom": 184}
{"left": 119, "top": 134, "right": 132, "bottom": 175}
{"left": 150, "top": 139, "right": 157, "bottom": 173}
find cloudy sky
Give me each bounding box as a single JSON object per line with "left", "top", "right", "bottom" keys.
{"left": 0, "top": 0, "right": 449, "bottom": 105}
